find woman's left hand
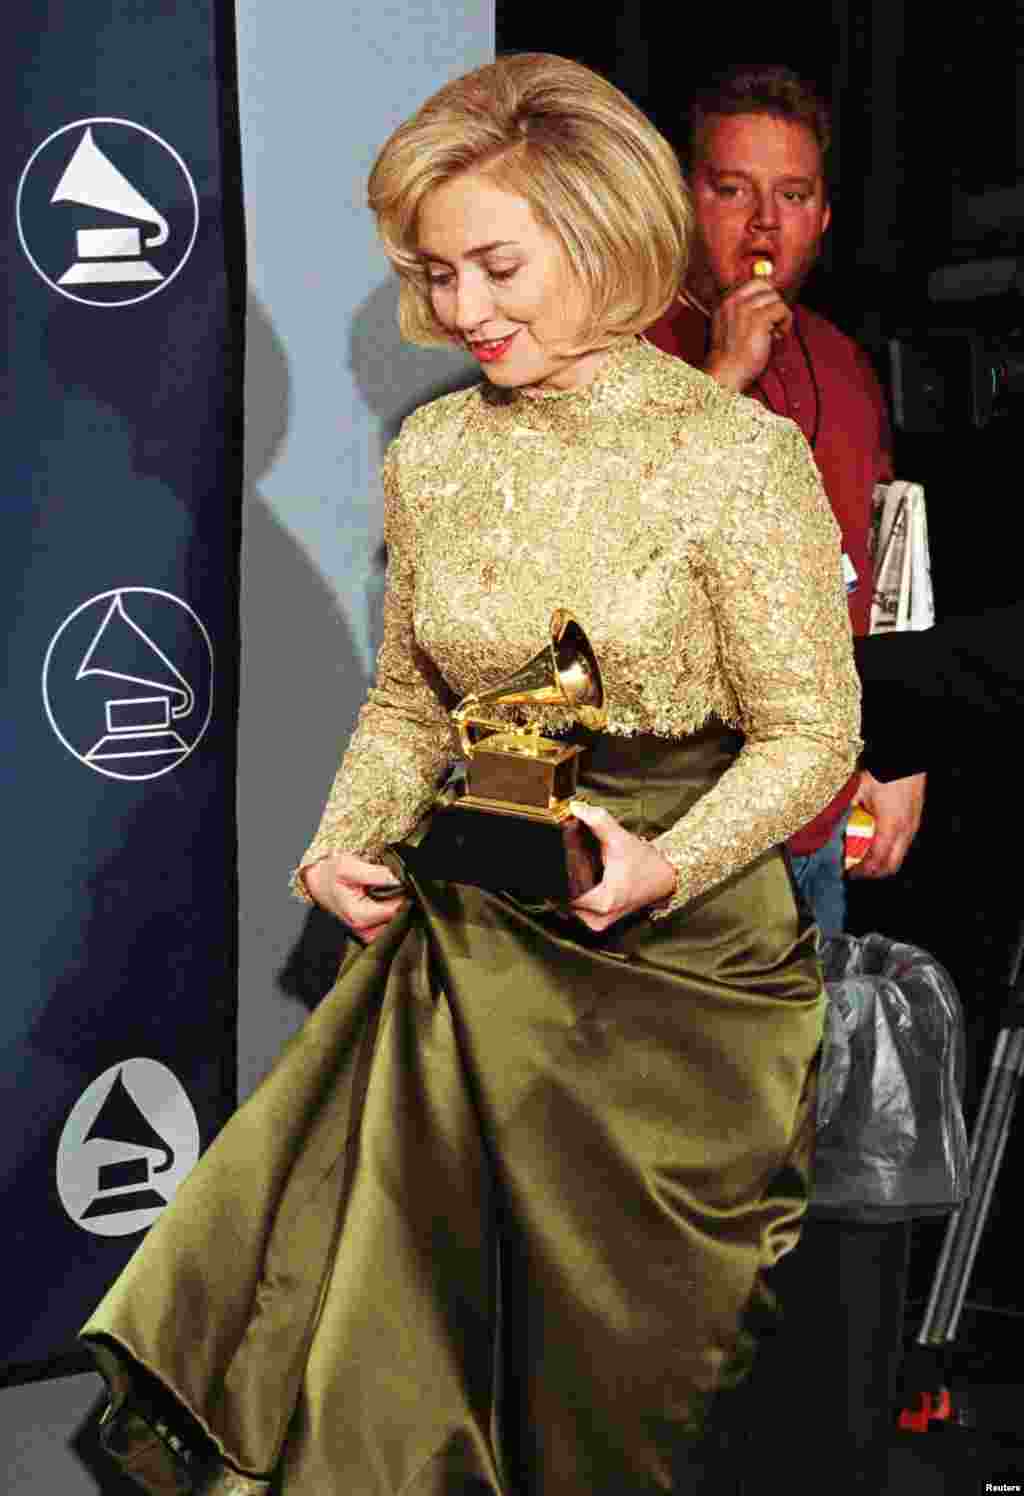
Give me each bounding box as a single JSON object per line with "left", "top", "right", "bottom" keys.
{"left": 567, "top": 800, "right": 677, "bottom": 932}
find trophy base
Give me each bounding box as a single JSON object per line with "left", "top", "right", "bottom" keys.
{"left": 397, "top": 799, "right": 602, "bottom": 902}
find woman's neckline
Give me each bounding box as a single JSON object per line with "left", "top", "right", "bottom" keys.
{"left": 508, "top": 336, "right": 635, "bottom": 403}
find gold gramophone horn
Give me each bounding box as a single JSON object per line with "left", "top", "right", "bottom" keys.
{"left": 453, "top": 609, "right": 606, "bottom": 754}
{"left": 547, "top": 608, "right": 606, "bottom": 728}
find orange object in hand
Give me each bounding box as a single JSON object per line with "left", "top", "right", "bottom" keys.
{"left": 844, "top": 806, "right": 875, "bottom": 869}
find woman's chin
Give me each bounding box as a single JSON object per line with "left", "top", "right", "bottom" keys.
{"left": 475, "top": 359, "right": 534, "bottom": 388}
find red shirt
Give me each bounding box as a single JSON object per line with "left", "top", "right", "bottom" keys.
{"left": 645, "top": 299, "right": 893, "bottom": 854}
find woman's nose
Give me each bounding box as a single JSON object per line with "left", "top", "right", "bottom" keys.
{"left": 453, "top": 273, "right": 493, "bottom": 331}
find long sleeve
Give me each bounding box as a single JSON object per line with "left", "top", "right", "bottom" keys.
{"left": 291, "top": 443, "right": 456, "bottom": 896}
{"left": 651, "top": 421, "right": 861, "bottom": 915}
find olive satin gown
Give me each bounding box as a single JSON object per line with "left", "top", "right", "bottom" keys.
{"left": 84, "top": 730, "right": 824, "bottom": 1495}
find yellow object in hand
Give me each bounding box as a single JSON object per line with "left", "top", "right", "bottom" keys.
{"left": 752, "top": 258, "right": 774, "bottom": 278}
{"left": 844, "top": 806, "right": 875, "bottom": 869}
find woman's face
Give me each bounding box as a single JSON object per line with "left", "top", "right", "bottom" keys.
{"left": 415, "top": 172, "right": 609, "bottom": 393}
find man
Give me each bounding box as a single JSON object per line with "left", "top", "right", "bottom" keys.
{"left": 646, "top": 64, "right": 926, "bottom": 939}
{"left": 646, "top": 68, "right": 926, "bottom": 1494}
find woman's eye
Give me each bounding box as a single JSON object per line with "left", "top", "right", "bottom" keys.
{"left": 425, "top": 271, "right": 453, "bottom": 287}
{"left": 487, "top": 267, "right": 518, "bottom": 283}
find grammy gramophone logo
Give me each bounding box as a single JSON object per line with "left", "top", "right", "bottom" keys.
{"left": 16, "top": 118, "right": 199, "bottom": 306}
{"left": 57, "top": 1059, "right": 200, "bottom": 1237}
{"left": 42, "top": 588, "right": 214, "bottom": 781}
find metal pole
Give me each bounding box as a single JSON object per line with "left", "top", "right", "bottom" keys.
{"left": 916, "top": 924, "right": 1024, "bottom": 1348}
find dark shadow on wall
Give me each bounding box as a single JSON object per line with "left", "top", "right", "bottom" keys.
{"left": 347, "top": 275, "right": 478, "bottom": 659}
{"left": 236, "top": 289, "right": 369, "bottom": 1018}
{"left": 348, "top": 276, "right": 478, "bottom": 457}
{"left": 274, "top": 280, "right": 479, "bottom": 1010}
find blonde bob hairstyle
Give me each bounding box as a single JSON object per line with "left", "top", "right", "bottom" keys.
{"left": 367, "top": 53, "right": 692, "bottom": 352}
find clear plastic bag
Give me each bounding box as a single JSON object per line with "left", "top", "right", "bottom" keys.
{"left": 811, "top": 933, "right": 969, "bottom": 1222}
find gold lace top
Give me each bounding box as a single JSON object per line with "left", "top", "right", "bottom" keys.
{"left": 295, "top": 337, "right": 860, "bottom": 915}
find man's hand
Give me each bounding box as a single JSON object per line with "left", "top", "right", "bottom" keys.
{"left": 703, "top": 275, "right": 794, "bottom": 393}
{"left": 848, "top": 771, "right": 926, "bottom": 879}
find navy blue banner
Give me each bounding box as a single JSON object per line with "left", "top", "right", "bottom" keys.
{"left": 2, "top": 1, "right": 244, "bottom": 1382}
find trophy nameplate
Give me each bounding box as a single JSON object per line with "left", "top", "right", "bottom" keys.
{"left": 381, "top": 610, "right": 606, "bottom": 902}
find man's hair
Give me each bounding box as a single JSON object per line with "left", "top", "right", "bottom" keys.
{"left": 368, "top": 53, "right": 692, "bottom": 350}
{"left": 689, "top": 64, "right": 831, "bottom": 173}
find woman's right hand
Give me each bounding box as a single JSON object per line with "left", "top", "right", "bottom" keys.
{"left": 301, "top": 852, "right": 408, "bottom": 943}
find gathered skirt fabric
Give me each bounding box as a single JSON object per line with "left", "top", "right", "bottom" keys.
{"left": 82, "top": 728, "right": 825, "bottom": 1495}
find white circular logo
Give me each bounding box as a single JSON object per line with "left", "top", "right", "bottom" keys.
{"left": 42, "top": 588, "right": 214, "bottom": 781}
{"left": 57, "top": 1059, "right": 201, "bottom": 1237}
{"left": 16, "top": 118, "right": 199, "bottom": 307}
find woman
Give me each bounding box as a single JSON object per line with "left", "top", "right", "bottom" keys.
{"left": 82, "top": 55, "right": 860, "bottom": 1495}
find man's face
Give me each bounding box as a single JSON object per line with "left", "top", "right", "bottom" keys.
{"left": 688, "top": 112, "right": 831, "bottom": 305}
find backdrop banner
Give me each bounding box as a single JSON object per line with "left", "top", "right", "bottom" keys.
{"left": 2, "top": 0, "right": 244, "bottom": 1383}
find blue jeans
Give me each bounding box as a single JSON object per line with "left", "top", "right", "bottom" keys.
{"left": 789, "top": 809, "right": 850, "bottom": 941}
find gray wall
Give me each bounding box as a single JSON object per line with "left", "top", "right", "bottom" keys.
{"left": 235, "top": 0, "right": 487, "bottom": 1098}
{"left": 2, "top": 2, "right": 492, "bottom": 1489}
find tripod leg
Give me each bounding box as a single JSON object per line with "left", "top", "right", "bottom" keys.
{"left": 900, "top": 922, "right": 1024, "bottom": 1432}
{"left": 918, "top": 1024, "right": 1024, "bottom": 1347}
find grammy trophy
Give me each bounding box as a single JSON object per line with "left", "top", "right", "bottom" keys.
{"left": 375, "top": 609, "right": 606, "bottom": 902}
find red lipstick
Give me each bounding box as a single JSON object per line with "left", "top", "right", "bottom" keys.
{"left": 469, "top": 332, "right": 518, "bottom": 363}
